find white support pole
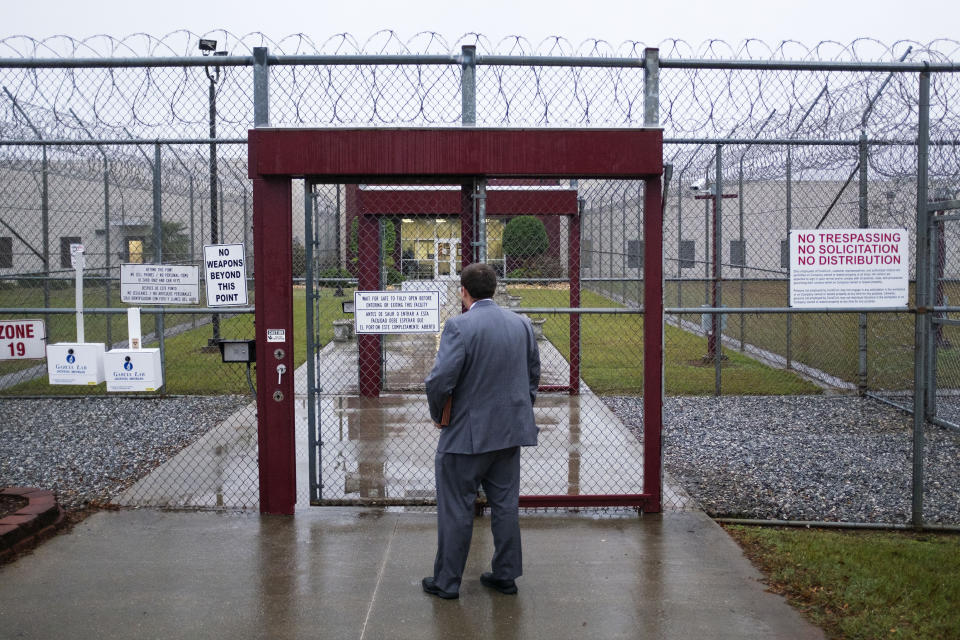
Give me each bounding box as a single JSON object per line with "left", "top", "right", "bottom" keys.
{"left": 71, "top": 243, "right": 85, "bottom": 343}
{"left": 128, "top": 307, "right": 142, "bottom": 350}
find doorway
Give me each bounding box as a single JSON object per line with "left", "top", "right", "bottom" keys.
{"left": 434, "top": 238, "right": 460, "bottom": 278}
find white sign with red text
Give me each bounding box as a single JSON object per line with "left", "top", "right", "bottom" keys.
{"left": 0, "top": 319, "right": 46, "bottom": 359}
{"left": 790, "top": 228, "right": 909, "bottom": 308}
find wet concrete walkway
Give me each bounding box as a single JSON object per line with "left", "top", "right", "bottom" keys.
{"left": 116, "top": 331, "right": 691, "bottom": 509}
{"left": 116, "top": 279, "right": 694, "bottom": 509}
{"left": 0, "top": 508, "right": 824, "bottom": 640}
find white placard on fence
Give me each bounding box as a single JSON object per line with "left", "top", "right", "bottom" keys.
{"left": 789, "top": 228, "right": 909, "bottom": 308}
{"left": 354, "top": 290, "right": 441, "bottom": 334}
{"left": 121, "top": 264, "right": 200, "bottom": 305}
{"left": 204, "top": 244, "right": 248, "bottom": 307}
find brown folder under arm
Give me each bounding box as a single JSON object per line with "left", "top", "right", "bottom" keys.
{"left": 439, "top": 396, "right": 452, "bottom": 427}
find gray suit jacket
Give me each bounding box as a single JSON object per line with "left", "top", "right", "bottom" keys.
{"left": 425, "top": 299, "right": 540, "bottom": 454}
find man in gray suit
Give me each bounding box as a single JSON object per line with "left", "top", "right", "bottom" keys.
{"left": 422, "top": 262, "right": 541, "bottom": 600}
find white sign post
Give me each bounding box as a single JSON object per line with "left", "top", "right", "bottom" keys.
{"left": 46, "top": 243, "right": 107, "bottom": 385}
{"left": 204, "top": 244, "right": 248, "bottom": 307}
{"left": 71, "top": 243, "right": 85, "bottom": 342}
{"left": 121, "top": 264, "right": 199, "bottom": 305}
{"left": 790, "top": 229, "right": 909, "bottom": 308}
{"left": 0, "top": 319, "right": 46, "bottom": 360}
{"left": 354, "top": 290, "right": 441, "bottom": 334}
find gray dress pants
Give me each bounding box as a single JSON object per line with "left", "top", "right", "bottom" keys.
{"left": 433, "top": 446, "right": 522, "bottom": 594}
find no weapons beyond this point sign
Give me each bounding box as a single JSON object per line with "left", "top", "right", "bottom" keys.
{"left": 204, "top": 244, "right": 248, "bottom": 307}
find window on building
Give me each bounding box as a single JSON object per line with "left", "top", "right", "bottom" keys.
{"left": 0, "top": 237, "right": 12, "bottom": 268}
{"left": 730, "top": 240, "right": 746, "bottom": 267}
{"left": 60, "top": 236, "right": 81, "bottom": 269}
{"left": 627, "top": 239, "right": 644, "bottom": 269}
{"left": 679, "top": 240, "right": 695, "bottom": 269}
{"left": 126, "top": 237, "right": 146, "bottom": 264}
{"left": 582, "top": 239, "right": 593, "bottom": 271}
{"left": 780, "top": 239, "right": 790, "bottom": 269}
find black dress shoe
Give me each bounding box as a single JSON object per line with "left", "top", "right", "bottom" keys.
{"left": 480, "top": 572, "right": 518, "bottom": 595}
{"left": 422, "top": 577, "right": 459, "bottom": 599}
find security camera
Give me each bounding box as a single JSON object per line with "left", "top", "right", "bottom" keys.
{"left": 199, "top": 39, "right": 217, "bottom": 54}
{"left": 688, "top": 178, "right": 710, "bottom": 192}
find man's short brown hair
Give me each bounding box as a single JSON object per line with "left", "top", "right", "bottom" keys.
{"left": 460, "top": 262, "right": 497, "bottom": 300}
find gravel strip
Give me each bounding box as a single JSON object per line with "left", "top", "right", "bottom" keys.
{"left": 0, "top": 396, "right": 248, "bottom": 510}
{"left": 3, "top": 394, "right": 957, "bottom": 525}
{"left": 605, "top": 395, "right": 960, "bottom": 525}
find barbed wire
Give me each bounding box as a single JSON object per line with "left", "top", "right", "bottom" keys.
{"left": 1, "top": 33, "right": 957, "bottom": 137}
{"left": 2, "top": 31, "right": 958, "bottom": 61}
{"left": 0, "top": 32, "right": 957, "bottom": 194}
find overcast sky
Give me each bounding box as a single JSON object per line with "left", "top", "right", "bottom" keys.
{"left": 4, "top": 0, "right": 958, "bottom": 53}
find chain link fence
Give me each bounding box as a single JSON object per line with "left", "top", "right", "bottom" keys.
{"left": 0, "top": 33, "right": 958, "bottom": 524}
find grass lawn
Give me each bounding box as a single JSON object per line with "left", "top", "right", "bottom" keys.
{"left": 512, "top": 286, "right": 820, "bottom": 395}
{"left": 2, "top": 287, "right": 354, "bottom": 396}
{"left": 726, "top": 525, "right": 960, "bottom": 640}
{"left": 601, "top": 278, "right": 948, "bottom": 391}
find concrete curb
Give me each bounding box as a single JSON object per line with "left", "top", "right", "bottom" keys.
{"left": 0, "top": 487, "right": 65, "bottom": 561}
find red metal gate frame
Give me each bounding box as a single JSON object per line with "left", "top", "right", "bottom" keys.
{"left": 347, "top": 183, "right": 581, "bottom": 396}
{"left": 248, "top": 128, "right": 663, "bottom": 515}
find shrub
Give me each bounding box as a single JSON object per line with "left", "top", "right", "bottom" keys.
{"left": 502, "top": 216, "right": 549, "bottom": 259}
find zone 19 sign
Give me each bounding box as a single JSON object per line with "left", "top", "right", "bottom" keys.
{"left": 0, "top": 320, "right": 47, "bottom": 360}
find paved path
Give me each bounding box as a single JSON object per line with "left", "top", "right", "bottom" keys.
{"left": 0, "top": 508, "right": 825, "bottom": 640}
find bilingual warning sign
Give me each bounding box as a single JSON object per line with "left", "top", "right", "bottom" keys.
{"left": 790, "top": 228, "right": 909, "bottom": 308}
{"left": 204, "top": 244, "right": 248, "bottom": 307}
{"left": 354, "top": 291, "right": 441, "bottom": 334}
{"left": 121, "top": 264, "right": 200, "bottom": 305}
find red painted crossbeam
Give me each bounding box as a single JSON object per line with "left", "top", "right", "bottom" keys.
{"left": 356, "top": 188, "right": 579, "bottom": 215}
{"left": 249, "top": 128, "right": 662, "bottom": 179}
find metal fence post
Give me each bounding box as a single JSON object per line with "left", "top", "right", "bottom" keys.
{"left": 461, "top": 45, "right": 476, "bottom": 126}
{"left": 638, "top": 182, "right": 644, "bottom": 304}
{"left": 304, "top": 179, "right": 318, "bottom": 502}
{"left": 929, "top": 191, "right": 948, "bottom": 418}
{"left": 189, "top": 176, "right": 195, "bottom": 262}
{"left": 207, "top": 58, "right": 222, "bottom": 345}
{"left": 786, "top": 145, "right": 793, "bottom": 369}
{"left": 475, "top": 180, "right": 487, "bottom": 263}
{"left": 912, "top": 70, "right": 931, "bottom": 528}
{"left": 677, "top": 169, "right": 684, "bottom": 308}
{"left": 643, "top": 48, "right": 660, "bottom": 128}
{"left": 462, "top": 44, "right": 477, "bottom": 270}
{"left": 103, "top": 153, "right": 111, "bottom": 345}
{"left": 703, "top": 176, "right": 710, "bottom": 305}
{"left": 42, "top": 144, "right": 49, "bottom": 325}
{"left": 609, "top": 195, "right": 615, "bottom": 285}
{"left": 153, "top": 143, "right": 166, "bottom": 384}
{"left": 858, "top": 133, "right": 869, "bottom": 393}
{"left": 714, "top": 145, "right": 723, "bottom": 395}
{"left": 253, "top": 47, "right": 270, "bottom": 128}
{"left": 219, "top": 180, "right": 225, "bottom": 243}
{"left": 738, "top": 156, "right": 745, "bottom": 350}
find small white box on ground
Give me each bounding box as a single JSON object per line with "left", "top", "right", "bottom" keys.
{"left": 104, "top": 348, "right": 164, "bottom": 392}
{"left": 46, "top": 343, "right": 106, "bottom": 385}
